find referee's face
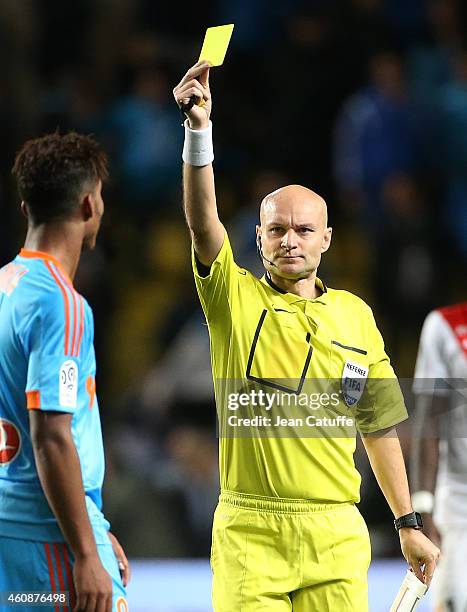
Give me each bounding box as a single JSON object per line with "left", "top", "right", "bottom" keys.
{"left": 257, "top": 185, "right": 332, "bottom": 280}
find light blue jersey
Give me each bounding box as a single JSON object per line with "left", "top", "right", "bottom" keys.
{"left": 0, "top": 249, "right": 110, "bottom": 543}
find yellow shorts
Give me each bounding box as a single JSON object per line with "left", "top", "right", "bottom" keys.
{"left": 211, "top": 491, "right": 371, "bottom": 612}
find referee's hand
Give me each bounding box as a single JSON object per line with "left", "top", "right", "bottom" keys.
{"left": 399, "top": 528, "right": 441, "bottom": 588}
{"left": 173, "top": 61, "right": 212, "bottom": 130}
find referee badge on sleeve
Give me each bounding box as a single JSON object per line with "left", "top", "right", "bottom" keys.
{"left": 342, "top": 360, "right": 368, "bottom": 407}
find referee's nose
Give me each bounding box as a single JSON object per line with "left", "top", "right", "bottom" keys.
{"left": 280, "top": 229, "right": 299, "bottom": 251}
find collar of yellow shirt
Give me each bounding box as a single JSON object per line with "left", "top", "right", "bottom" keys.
{"left": 261, "top": 273, "right": 329, "bottom": 307}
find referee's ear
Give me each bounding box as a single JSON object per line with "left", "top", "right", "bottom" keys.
{"left": 321, "top": 226, "right": 332, "bottom": 253}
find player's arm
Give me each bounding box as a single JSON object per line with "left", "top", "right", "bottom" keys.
{"left": 173, "top": 61, "right": 225, "bottom": 266}
{"left": 24, "top": 296, "right": 112, "bottom": 612}
{"left": 409, "top": 395, "right": 444, "bottom": 546}
{"left": 361, "top": 428, "right": 440, "bottom": 587}
{"left": 30, "top": 410, "right": 112, "bottom": 612}
{"left": 410, "top": 395, "right": 440, "bottom": 495}
{"left": 410, "top": 311, "right": 449, "bottom": 547}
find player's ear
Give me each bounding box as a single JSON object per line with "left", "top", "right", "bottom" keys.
{"left": 321, "top": 227, "right": 332, "bottom": 253}
{"left": 20, "top": 201, "right": 28, "bottom": 219}
{"left": 81, "top": 193, "right": 93, "bottom": 222}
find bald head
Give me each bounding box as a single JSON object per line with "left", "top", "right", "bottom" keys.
{"left": 260, "top": 184, "right": 328, "bottom": 229}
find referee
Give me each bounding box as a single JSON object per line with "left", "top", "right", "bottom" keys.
{"left": 173, "top": 61, "right": 440, "bottom": 612}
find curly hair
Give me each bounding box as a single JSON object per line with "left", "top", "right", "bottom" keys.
{"left": 12, "top": 131, "right": 108, "bottom": 225}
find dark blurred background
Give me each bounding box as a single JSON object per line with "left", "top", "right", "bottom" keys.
{"left": 1, "top": 0, "right": 466, "bottom": 560}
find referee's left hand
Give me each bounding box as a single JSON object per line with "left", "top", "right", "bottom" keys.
{"left": 399, "top": 528, "right": 440, "bottom": 588}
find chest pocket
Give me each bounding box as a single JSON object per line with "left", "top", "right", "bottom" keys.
{"left": 246, "top": 309, "right": 313, "bottom": 393}
{"left": 329, "top": 340, "right": 369, "bottom": 377}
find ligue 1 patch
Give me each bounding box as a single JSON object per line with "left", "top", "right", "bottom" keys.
{"left": 0, "top": 418, "right": 21, "bottom": 465}
{"left": 342, "top": 360, "right": 368, "bottom": 407}
{"left": 59, "top": 360, "right": 79, "bottom": 408}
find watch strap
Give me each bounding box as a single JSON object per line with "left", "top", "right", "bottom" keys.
{"left": 394, "top": 511, "right": 423, "bottom": 531}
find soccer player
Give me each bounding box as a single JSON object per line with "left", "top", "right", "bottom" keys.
{"left": 411, "top": 303, "right": 467, "bottom": 612}
{"left": 0, "top": 133, "right": 129, "bottom": 612}
{"left": 173, "top": 61, "right": 440, "bottom": 611}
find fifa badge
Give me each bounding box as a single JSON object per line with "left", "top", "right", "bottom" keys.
{"left": 342, "top": 360, "right": 368, "bottom": 407}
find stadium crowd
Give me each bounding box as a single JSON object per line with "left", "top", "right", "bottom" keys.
{"left": 0, "top": 0, "right": 466, "bottom": 558}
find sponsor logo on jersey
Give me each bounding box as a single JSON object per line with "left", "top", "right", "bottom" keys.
{"left": 59, "top": 360, "right": 79, "bottom": 408}
{"left": 0, "top": 418, "right": 21, "bottom": 465}
{"left": 116, "top": 597, "right": 128, "bottom": 612}
{"left": 342, "top": 360, "right": 368, "bottom": 407}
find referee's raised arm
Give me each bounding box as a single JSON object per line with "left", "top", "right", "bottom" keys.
{"left": 173, "top": 61, "right": 225, "bottom": 266}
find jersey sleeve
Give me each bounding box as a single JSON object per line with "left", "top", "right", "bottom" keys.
{"left": 192, "top": 229, "right": 241, "bottom": 324}
{"left": 413, "top": 310, "right": 450, "bottom": 395}
{"left": 23, "top": 291, "right": 81, "bottom": 414}
{"left": 355, "top": 305, "right": 408, "bottom": 434}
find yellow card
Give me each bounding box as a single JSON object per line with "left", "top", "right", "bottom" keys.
{"left": 198, "top": 24, "right": 234, "bottom": 67}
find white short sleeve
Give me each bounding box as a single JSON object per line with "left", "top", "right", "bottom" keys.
{"left": 413, "top": 310, "right": 450, "bottom": 394}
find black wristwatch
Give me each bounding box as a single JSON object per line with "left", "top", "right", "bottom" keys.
{"left": 394, "top": 511, "right": 423, "bottom": 531}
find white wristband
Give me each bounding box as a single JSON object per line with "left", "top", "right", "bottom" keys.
{"left": 182, "top": 120, "right": 214, "bottom": 166}
{"left": 411, "top": 490, "right": 434, "bottom": 514}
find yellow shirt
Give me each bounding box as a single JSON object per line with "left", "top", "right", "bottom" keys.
{"left": 193, "top": 231, "right": 407, "bottom": 502}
